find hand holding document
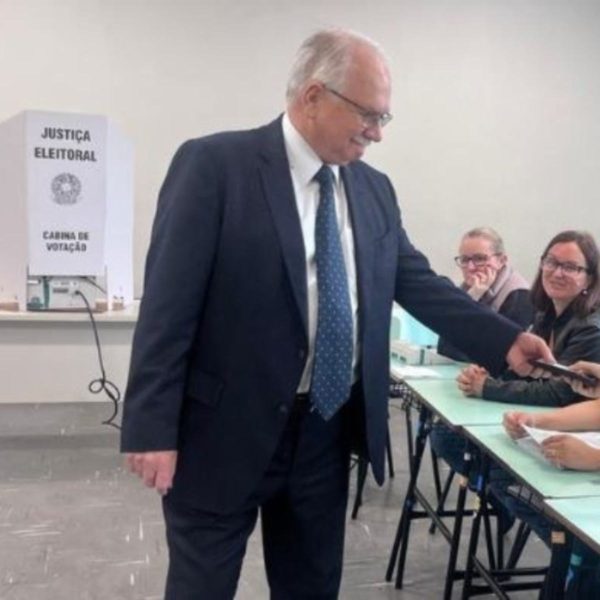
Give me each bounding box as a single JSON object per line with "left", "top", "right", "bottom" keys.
{"left": 515, "top": 424, "right": 600, "bottom": 469}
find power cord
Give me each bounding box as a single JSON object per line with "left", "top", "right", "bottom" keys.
{"left": 79, "top": 276, "right": 107, "bottom": 295}
{"left": 75, "top": 290, "right": 122, "bottom": 430}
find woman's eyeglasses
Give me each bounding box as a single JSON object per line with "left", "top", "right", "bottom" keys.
{"left": 540, "top": 256, "right": 589, "bottom": 276}
{"left": 454, "top": 253, "right": 499, "bottom": 267}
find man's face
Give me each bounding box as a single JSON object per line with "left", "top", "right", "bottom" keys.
{"left": 308, "top": 47, "right": 391, "bottom": 165}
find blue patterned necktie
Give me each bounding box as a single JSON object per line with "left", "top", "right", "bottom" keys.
{"left": 310, "top": 165, "right": 354, "bottom": 420}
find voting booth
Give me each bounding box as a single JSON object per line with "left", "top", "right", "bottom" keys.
{"left": 0, "top": 110, "right": 133, "bottom": 311}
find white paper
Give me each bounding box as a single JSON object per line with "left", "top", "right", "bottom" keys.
{"left": 521, "top": 424, "right": 600, "bottom": 450}
{"left": 514, "top": 424, "right": 600, "bottom": 467}
{"left": 515, "top": 435, "right": 546, "bottom": 460}
{"left": 390, "top": 365, "right": 446, "bottom": 380}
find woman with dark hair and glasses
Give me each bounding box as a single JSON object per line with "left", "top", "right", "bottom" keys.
{"left": 437, "top": 227, "right": 534, "bottom": 362}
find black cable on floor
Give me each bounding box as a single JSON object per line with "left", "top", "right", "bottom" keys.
{"left": 74, "top": 290, "right": 121, "bottom": 430}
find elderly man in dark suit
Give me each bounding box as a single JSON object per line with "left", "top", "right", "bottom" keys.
{"left": 121, "top": 28, "right": 552, "bottom": 600}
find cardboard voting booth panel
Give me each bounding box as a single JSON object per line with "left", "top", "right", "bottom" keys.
{"left": 0, "top": 110, "right": 133, "bottom": 311}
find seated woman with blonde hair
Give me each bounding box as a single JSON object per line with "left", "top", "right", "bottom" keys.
{"left": 437, "top": 227, "right": 534, "bottom": 362}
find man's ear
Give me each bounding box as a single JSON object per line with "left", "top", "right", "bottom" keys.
{"left": 301, "top": 81, "right": 325, "bottom": 119}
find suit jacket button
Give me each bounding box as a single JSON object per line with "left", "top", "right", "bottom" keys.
{"left": 298, "top": 349, "right": 306, "bottom": 360}
{"left": 278, "top": 403, "right": 289, "bottom": 415}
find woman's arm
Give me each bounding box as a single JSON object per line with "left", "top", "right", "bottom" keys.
{"left": 503, "top": 398, "right": 600, "bottom": 440}
{"left": 482, "top": 320, "right": 600, "bottom": 406}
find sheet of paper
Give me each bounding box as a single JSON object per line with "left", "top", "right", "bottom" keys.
{"left": 514, "top": 425, "right": 600, "bottom": 467}
{"left": 515, "top": 435, "right": 546, "bottom": 461}
{"left": 522, "top": 424, "right": 600, "bottom": 450}
{"left": 390, "top": 365, "right": 446, "bottom": 380}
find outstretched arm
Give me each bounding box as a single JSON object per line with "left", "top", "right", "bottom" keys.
{"left": 505, "top": 332, "right": 554, "bottom": 377}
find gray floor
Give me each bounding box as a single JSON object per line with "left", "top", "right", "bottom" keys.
{"left": 0, "top": 400, "right": 549, "bottom": 599}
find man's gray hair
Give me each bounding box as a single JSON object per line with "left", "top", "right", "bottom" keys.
{"left": 286, "top": 28, "right": 387, "bottom": 102}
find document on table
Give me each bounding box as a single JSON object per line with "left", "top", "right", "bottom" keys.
{"left": 515, "top": 424, "right": 600, "bottom": 464}
{"left": 390, "top": 365, "right": 447, "bottom": 380}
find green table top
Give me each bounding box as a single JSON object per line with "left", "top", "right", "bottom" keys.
{"left": 544, "top": 497, "right": 600, "bottom": 554}
{"left": 465, "top": 424, "right": 600, "bottom": 498}
{"left": 390, "top": 363, "right": 463, "bottom": 382}
{"left": 407, "top": 378, "right": 549, "bottom": 427}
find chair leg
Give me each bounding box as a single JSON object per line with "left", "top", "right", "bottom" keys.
{"left": 351, "top": 457, "right": 369, "bottom": 520}
{"left": 386, "top": 407, "right": 431, "bottom": 587}
{"left": 431, "top": 445, "right": 443, "bottom": 502}
{"left": 482, "top": 502, "right": 497, "bottom": 571}
{"left": 429, "top": 467, "right": 455, "bottom": 535}
{"left": 386, "top": 425, "right": 395, "bottom": 478}
{"left": 404, "top": 407, "right": 415, "bottom": 477}
{"left": 496, "top": 509, "right": 505, "bottom": 570}
{"left": 506, "top": 521, "right": 532, "bottom": 569}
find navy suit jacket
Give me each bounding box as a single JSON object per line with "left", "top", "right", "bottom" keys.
{"left": 121, "top": 117, "right": 520, "bottom": 513}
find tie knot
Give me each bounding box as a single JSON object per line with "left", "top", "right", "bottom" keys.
{"left": 314, "top": 165, "right": 334, "bottom": 189}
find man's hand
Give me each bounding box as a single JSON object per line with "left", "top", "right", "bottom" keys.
{"left": 506, "top": 332, "right": 555, "bottom": 377}
{"left": 125, "top": 450, "right": 178, "bottom": 496}
{"left": 568, "top": 361, "right": 600, "bottom": 398}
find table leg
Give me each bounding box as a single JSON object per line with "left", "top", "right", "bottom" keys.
{"left": 385, "top": 404, "right": 431, "bottom": 587}
{"left": 443, "top": 444, "right": 473, "bottom": 600}
{"left": 540, "top": 528, "right": 572, "bottom": 599}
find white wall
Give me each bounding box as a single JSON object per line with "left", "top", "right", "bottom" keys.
{"left": 2, "top": 0, "right": 600, "bottom": 294}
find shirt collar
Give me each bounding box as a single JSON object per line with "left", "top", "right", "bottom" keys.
{"left": 282, "top": 113, "right": 340, "bottom": 187}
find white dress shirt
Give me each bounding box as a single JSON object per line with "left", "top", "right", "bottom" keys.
{"left": 282, "top": 114, "right": 359, "bottom": 393}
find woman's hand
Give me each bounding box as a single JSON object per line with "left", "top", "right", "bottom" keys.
{"left": 542, "top": 434, "right": 600, "bottom": 471}
{"left": 466, "top": 266, "right": 496, "bottom": 301}
{"left": 568, "top": 361, "right": 600, "bottom": 398}
{"left": 503, "top": 411, "right": 534, "bottom": 440}
{"left": 457, "top": 364, "right": 488, "bottom": 397}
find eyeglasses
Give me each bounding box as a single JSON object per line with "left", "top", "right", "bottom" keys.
{"left": 540, "top": 256, "right": 589, "bottom": 276}
{"left": 454, "top": 253, "right": 499, "bottom": 267}
{"left": 324, "top": 86, "right": 393, "bottom": 128}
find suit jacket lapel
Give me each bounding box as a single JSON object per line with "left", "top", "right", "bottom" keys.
{"left": 258, "top": 118, "right": 309, "bottom": 339}
{"left": 342, "top": 164, "right": 376, "bottom": 343}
